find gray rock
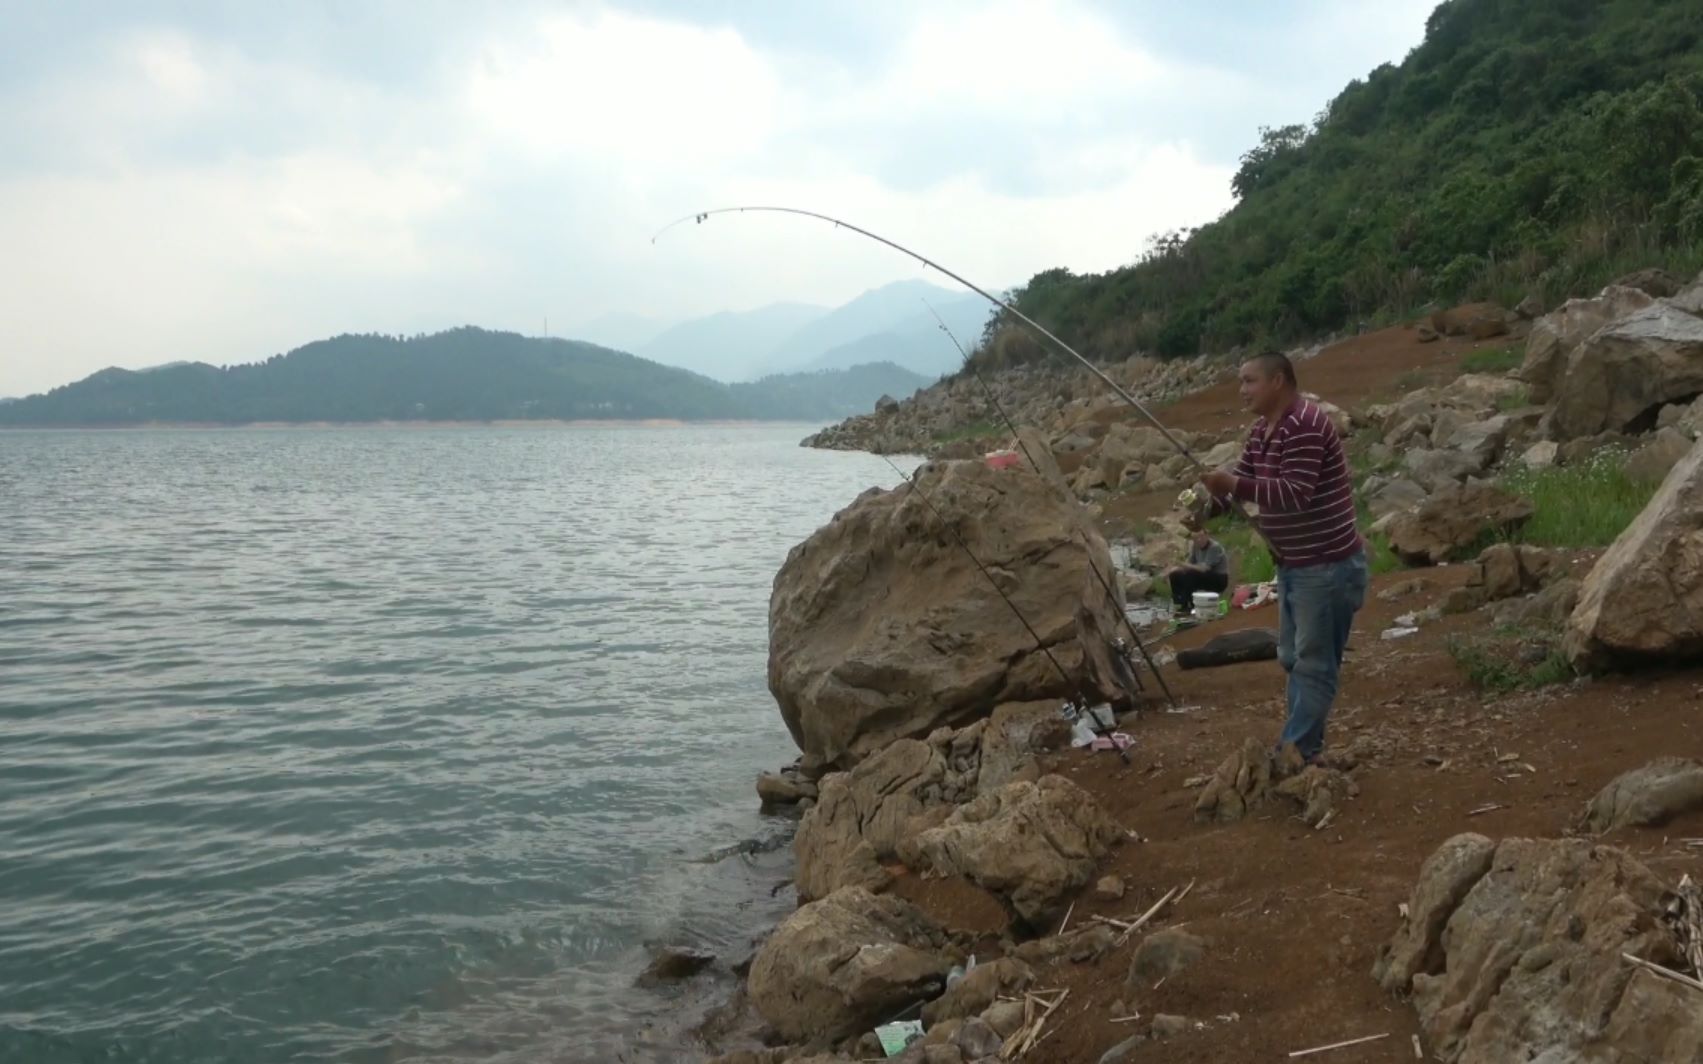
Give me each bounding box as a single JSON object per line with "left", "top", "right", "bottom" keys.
{"left": 1365, "top": 476, "right": 1429, "bottom": 520}
{"left": 950, "top": 1017, "right": 1002, "bottom": 1059}
{"left": 1373, "top": 833, "right": 1495, "bottom": 991}
{"left": 1546, "top": 301, "right": 1703, "bottom": 439}
{"left": 1128, "top": 928, "right": 1205, "bottom": 985}
{"left": 1097, "top": 1035, "right": 1144, "bottom": 1064}
{"left": 756, "top": 770, "right": 817, "bottom": 806}
{"left": 1386, "top": 482, "right": 1535, "bottom": 566}
{"left": 899, "top": 776, "right": 1124, "bottom": 926}
{"left": 1402, "top": 448, "right": 1483, "bottom": 493}
{"left": 746, "top": 887, "right": 951, "bottom": 1042}
{"left": 1519, "top": 440, "right": 1559, "bottom": 470}
{"left": 637, "top": 945, "right": 716, "bottom": 985}
{"left": 1583, "top": 757, "right": 1703, "bottom": 832}
{"left": 980, "top": 1000, "right": 1026, "bottom": 1039}
{"left": 1622, "top": 425, "right": 1695, "bottom": 483}
{"left": 1566, "top": 437, "right": 1703, "bottom": 668}
{"left": 1380, "top": 837, "right": 1698, "bottom": 1063}
{"left": 1443, "top": 415, "right": 1510, "bottom": 468}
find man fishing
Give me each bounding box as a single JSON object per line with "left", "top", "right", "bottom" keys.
{"left": 1194, "top": 351, "right": 1367, "bottom": 763}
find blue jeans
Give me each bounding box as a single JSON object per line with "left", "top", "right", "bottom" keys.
{"left": 1276, "top": 551, "right": 1369, "bottom": 759}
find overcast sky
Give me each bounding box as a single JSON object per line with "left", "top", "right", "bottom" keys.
{"left": 0, "top": 0, "right": 1438, "bottom": 397}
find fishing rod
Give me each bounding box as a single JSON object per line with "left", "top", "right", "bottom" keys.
{"left": 653, "top": 205, "right": 1272, "bottom": 552}
{"left": 921, "top": 300, "right": 1176, "bottom": 708}
{"left": 652, "top": 206, "right": 1204, "bottom": 464}
{"left": 876, "top": 454, "right": 1073, "bottom": 691}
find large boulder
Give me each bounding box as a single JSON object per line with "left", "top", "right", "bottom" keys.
{"left": 1544, "top": 301, "right": 1703, "bottom": 440}
{"left": 1612, "top": 266, "right": 1687, "bottom": 298}
{"left": 1386, "top": 482, "right": 1535, "bottom": 566}
{"left": 1622, "top": 425, "right": 1696, "bottom": 483}
{"left": 1565, "top": 438, "right": 1703, "bottom": 669}
{"left": 768, "top": 458, "right": 1121, "bottom": 767}
{"left": 899, "top": 775, "right": 1124, "bottom": 926}
{"left": 1519, "top": 286, "right": 1655, "bottom": 406}
{"left": 1582, "top": 757, "right": 1703, "bottom": 833}
{"left": 747, "top": 887, "right": 954, "bottom": 1043}
{"left": 1375, "top": 835, "right": 1701, "bottom": 1063}
{"left": 1430, "top": 302, "right": 1511, "bottom": 339}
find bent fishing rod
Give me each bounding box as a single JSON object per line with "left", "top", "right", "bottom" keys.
{"left": 653, "top": 205, "right": 1269, "bottom": 549}
{"left": 653, "top": 206, "right": 1206, "bottom": 465}
{"left": 922, "top": 300, "right": 1176, "bottom": 708}
{"left": 878, "top": 454, "right": 1131, "bottom": 762}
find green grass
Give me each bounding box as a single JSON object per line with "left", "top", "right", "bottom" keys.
{"left": 1460, "top": 346, "right": 1523, "bottom": 375}
{"left": 1499, "top": 449, "right": 1661, "bottom": 548}
{"left": 929, "top": 420, "right": 1000, "bottom": 444}
{"left": 1495, "top": 386, "right": 1531, "bottom": 412}
{"left": 1206, "top": 514, "right": 1278, "bottom": 585}
{"left": 1446, "top": 632, "right": 1576, "bottom": 693}
{"left": 1366, "top": 529, "right": 1402, "bottom": 574}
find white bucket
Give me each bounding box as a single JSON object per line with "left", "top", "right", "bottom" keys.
{"left": 1191, "top": 591, "right": 1220, "bottom": 619}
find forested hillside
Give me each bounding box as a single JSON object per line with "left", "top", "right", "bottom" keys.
{"left": 0, "top": 328, "right": 930, "bottom": 426}
{"left": 976, "top": 0, "right": 1703, "bottom": 368}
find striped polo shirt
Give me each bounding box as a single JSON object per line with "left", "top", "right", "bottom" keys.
{"left": 1219, "top": 397, "right": 1362, "bottom": 568}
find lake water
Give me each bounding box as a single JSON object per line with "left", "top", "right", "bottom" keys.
{"left": 0, "top": 425, "right": 908, "bottom": 1063}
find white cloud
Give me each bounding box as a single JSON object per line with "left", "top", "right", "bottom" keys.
{"left": 464, "top": 9, "right": 784, "bottom": 167}
{"left": 0, "top": 1, "right": 1433, "bottom": 395}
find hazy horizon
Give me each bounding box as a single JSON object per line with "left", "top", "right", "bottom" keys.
{"left": 1, "top": 1, "right": 1438, "bottom": 396}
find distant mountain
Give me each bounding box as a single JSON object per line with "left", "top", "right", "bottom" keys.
{"left": 571, "top": 311, "right": 673, "bottom": 354}
{"left": 0, "top": 327, "right": 927, "bottom": 426}
{"left": 638, "top": 302, "right": 827, "bottom": 380}
{"left": 629, "top": 280, "right": 997, "bottom": 383}
{"left": 801, "top": 294, "right": 992, "bottom": 377}
{"left": 732, "top": 361, "right": 930, "bottom": 420}
{"left": 755, "top": 280, "right": 987, "bottom": 377}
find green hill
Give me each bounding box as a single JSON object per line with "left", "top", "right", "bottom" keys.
{"left": 976, "top": 0, "right": 1703, "bottom": 368}
{"left": 0, "top": 327, "right": 931, "bottom": 426}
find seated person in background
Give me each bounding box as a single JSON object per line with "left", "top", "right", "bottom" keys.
{"left": 1165, "top": 528, "right": 1229, "bottom": 612}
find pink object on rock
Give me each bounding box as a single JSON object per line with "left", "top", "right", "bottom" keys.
{"left": 985, "top": 450, "right": 1022, "bottom": 471}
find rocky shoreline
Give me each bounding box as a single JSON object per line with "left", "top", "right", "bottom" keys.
{"left": 678, "top": 269, "right": 1703, "bottom": 1062}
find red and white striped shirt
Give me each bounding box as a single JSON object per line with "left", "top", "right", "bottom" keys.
{"left": 1215, "top": 397, "right": 1362, "bottom": 569}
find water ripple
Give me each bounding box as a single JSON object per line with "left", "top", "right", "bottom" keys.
{"left": 0, "top": 425, "right": 909, "bottom": 1063}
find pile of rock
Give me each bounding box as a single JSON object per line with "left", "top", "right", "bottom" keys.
{"left": 1375, "top": 832, "right": 1702, "bottom": 1062}
{"left": 802, "top": 354, "right": 1229, "bottom": 458}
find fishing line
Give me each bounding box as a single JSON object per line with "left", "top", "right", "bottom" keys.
{"left": 876, "top": 453, "right": 1078, "bottom": 697}
{"left": 652, "top": 206, "right": 1204, "bottom": 465}
{"left": 652, "top": 205, "right": 1273, "bottom": 554}
{"left": 921, "top": 300, "right": 1176, "bottom": 708}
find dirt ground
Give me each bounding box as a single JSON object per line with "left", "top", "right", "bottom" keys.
{"left": 884, "top": 323, "right": 1703, "bottom": 1063}
{"left": 891, "top": 561, "right": 1703, "bottom": 1061}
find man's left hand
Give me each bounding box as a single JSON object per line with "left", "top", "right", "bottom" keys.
{"left": 1201, "top": 469, "right": 1238, "bottom": 497}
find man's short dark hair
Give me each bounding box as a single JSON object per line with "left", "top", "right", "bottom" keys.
{"left": 1246, "top": 349, "right": 1297, "bottom": 389}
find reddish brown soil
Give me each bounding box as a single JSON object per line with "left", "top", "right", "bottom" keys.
{"left": 896, "top": 561, "right": 1703, "bottom": 1061}
{"left": 895, "top": 562, "right": 1703, "bottom": 1061}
